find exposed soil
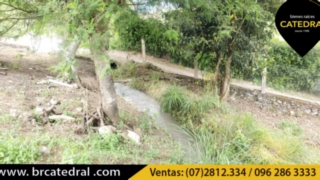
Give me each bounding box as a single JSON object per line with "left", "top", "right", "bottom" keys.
{"left": 0, "top": 43, "right": 184, "bottom": 164}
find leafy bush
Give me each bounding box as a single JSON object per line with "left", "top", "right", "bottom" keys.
{"left": 113, "top": 11, "right": 178, "bottom": 58}
{"left": 265, "top": 41, "right": 320, "bottom": 91}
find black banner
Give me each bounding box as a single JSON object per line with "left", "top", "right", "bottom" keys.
{"left": 275, "top": 0, "right": 320, "bottom": 57}
{"left": 0, "top": 165, "right": 147, "bottom": 179}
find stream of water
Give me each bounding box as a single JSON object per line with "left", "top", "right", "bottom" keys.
{"left": 114, "top": 83, "right": 200, "bottom": 163}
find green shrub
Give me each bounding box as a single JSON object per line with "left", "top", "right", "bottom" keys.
{"left": 113, "top": 11, "right": 178, "bottom": 58}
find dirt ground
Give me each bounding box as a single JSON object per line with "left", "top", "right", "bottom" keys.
{"left": 0, "top": 43, "right": 185, "bottom": 164}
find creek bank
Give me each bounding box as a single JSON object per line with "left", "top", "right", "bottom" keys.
{"left": 114, "top": 83, "right": 201, "bottom": 163}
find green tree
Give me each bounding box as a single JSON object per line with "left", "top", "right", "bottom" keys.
{"left": 0, "top": 0, "right": 40, "bottom": 37}
{"left": 166, "top": 0, "right": 274, "bottom": 102}
{"left": 0, "top": 0, "right": 164, "bottom": 126}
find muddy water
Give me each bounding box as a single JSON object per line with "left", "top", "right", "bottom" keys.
{"left": 114, "top": 83, "right": 200, "bottom": 163}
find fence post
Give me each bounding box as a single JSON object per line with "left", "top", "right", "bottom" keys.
{"left": 261, "top": 67, "right": 267, "bottom": 94}
{"left": 141, "top": 38, "right": 146, "bottom": 64}
{"left": 194, "top": 59, "right": 198, "bottom": 78}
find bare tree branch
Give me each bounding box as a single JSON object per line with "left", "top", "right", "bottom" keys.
{"left": 0, "top": 19, "right": 19, "bottom": 36}
{"left": 0, "top": 8, "right": 16, "bottom": 12}
{"left": 229, "top": 17, "right": 246, "bottom": 50}
{"left": 22, "top": 0, "right": 39, "bottom": 11}
{"left": 0, "top": 1, "right": 37, "bottom": 13}
{"left": 0, "top": 15, "right": 42, "bottom": 21}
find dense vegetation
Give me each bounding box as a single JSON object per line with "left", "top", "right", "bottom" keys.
{"left": 111, "top": 1, "right": 320, "bottom": 93}
{"left": 266, "top": 41, "right": 320, "bottom": 92}
{"left": 113, "top": 10, "right": 178, "bottom": 58}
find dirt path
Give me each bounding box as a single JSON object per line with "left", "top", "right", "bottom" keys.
{"left": 107, "top": 50, "right": 320, "bottom": 105}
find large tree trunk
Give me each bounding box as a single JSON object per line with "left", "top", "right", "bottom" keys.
{"left": 86, "top": 12, "right": 120, "bottom": 124}
{"left": 64, "top": 40, "right": 82, "bottom": 86}
{"left": 212, "top": 52, "right": 223, "bottom": 94}
{"left": 220, "top": 55, "right": 232, "bottom": 102}
{"left": 87, "top": 1, "right": 124, "bottom": 125}
{"left": 89, "top": 31, "right": 120, "bottom": 125}
{"left": 94, "top": 59, "right": 120, "bottom": 125}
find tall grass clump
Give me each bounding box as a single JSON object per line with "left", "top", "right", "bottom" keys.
{"left": 160, "top": 85, "right": 220, "bottom": 123}
{"left": 275, "top": 120, "right": 303, "bottom": 137}
{"left": 189, "top": 112, "right": 314, "bottom": 164}
{"left": 160, "top": 85, "right": 187, "bottom": 113}
{"left": 181, "top": 94, "right": 219, "bottom": 121}
{"left": 128, "top": 78, "right": 146, "bottom": 91}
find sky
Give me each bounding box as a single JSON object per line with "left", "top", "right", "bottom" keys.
{"left": 132, "top": 0, "right": 176, "bottom": 14}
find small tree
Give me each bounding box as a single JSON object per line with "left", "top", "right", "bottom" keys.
{"left": 0, "top": 0, "right": 165, "bottom": 126}
{"left": 167, "top": 0, "right": 274, "bottom": 102}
